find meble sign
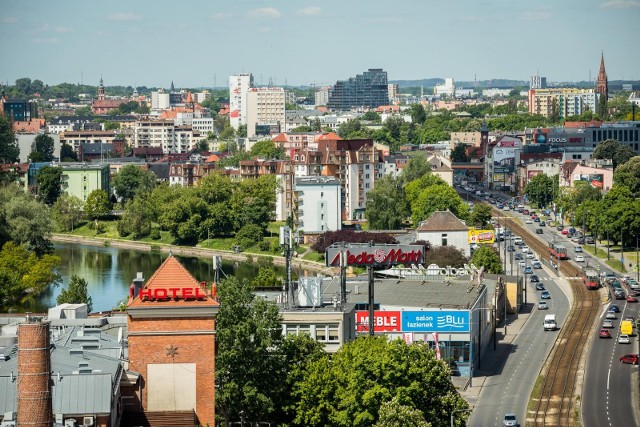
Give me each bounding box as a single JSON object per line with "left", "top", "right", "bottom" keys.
{"left": 325, "top": 244, "right": 424, "bottom": 267}
{"left": 140, "top": 287, "right": 207, "bottom": 300}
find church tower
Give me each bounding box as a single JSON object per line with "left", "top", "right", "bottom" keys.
{"left": 97, "top": 76, "right": 105, "bottom": 101}
{"left": 596, "top": 53, "right": 608, "bottom": 97}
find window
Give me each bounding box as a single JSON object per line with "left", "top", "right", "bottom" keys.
{"left": 315, "top": 324, "right": 340, "bottom": 342}
{"left": 442, "top": 233, "right": 448, "bottom": 246}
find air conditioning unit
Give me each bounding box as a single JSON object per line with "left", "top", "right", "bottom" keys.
{"left": 82, "top": 417, "right": 94, "bottom": 426}
{"left": 64, "top": 419, "right": 77, "bottom": 427}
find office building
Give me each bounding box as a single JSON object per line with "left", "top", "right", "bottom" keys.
{"left": 327, "top": 69, "right": 389, "bottom": 111}
{"left": 530, "top": 74, "right": 547, "bottom": 90}
{"left": 434, "top": 78, "right": 455, "bottom": 98}
{"left": 246, "top": 87, "right": 286, "bottom": 137}
{"left": 229, "top": 73, "right": 254, "bottom": 129}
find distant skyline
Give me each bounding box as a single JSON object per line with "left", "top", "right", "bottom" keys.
{"left": 2, "top": 0, "right": 640, "bottom": 89}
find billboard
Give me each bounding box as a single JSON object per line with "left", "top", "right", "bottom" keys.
{"left": 494, "top": 165, "right": 514, "bottom": 174}
{"left": 325, "top": 244, "right": 425, "bottom": 267}
{"left": 468, "top": 228, "right": 495, "bottom": 244}
{"left": 493, "top": 147, "right": 516, "bottom": 167}
{"left": 401, "top": 310, "right": 470, "bottom": 333}
{"left": 355, "top": 311, "right": 401, "bottom": 333}
{"left": 575, "top": 174, "right": 604, "bottom": 189}
{"left": 527, "top": 170, "right": 543, "bottom": 180}
{"left": 493, "top": 173, "right": 506, "bottom": 182}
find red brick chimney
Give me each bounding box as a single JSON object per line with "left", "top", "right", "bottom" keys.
{"left": 17, "top": 320, "right": 52, "bottom": 427}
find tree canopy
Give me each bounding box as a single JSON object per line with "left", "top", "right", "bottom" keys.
{"left": 113, "top": 164, "right": 157, "bottom": 203}
{"left": 0, "top": 114, "right": 19, "bottom": 164}
{"left": 593, "top": 139, "right": 637, "bottom": 169}
{"left": 525, "top": 173, "right": 557, "bottom": 208}
{"left": 613, "top": 156, "right": 640, "bottom": 197}
{"left": 84, "top": 190, "right": 112, "bottom": 220}
{"left": 365, "top": 176, "right": 407, "bottom": 230}
{"left": 57, "top": 274, "right": 93, "bottom": 312}
{"left": 35, "top": 166, "right": 63, "bottom": 205}
{"left": 470, "top": 245, "right": 503, "bottom": 274}
{"left": 28, "top": 134, "right": 55, "bottom": 162}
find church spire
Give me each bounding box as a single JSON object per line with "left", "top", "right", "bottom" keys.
{"left": 98, "top": 75, "right": 105, "bottom": 100}
{"left": 596, "top": 52, "right": 608, "bottom": 97}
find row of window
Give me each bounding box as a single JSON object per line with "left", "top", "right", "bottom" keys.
{"left": 284, "top": 324, "right": 340, "bottom": 343}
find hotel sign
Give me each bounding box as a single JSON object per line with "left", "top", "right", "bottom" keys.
{"left": 139, "top": 287, "right": 208, "bottom": 300}
{"left": 325, "top": 244, "right": 424, "bottom": 267}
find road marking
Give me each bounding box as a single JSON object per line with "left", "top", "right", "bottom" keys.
{"left": 600, "top": 304, "right": 611, "bottom": 319}
{"left": 607, "top": 368, "right": 611, "bottom": 390}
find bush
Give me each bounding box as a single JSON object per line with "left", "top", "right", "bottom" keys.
{"left": 95, "top": 221, "right": 105, "bottom": 235}
{"left": 258, "top": 240, "right": 271, "bottom": 252}
{"left": 117, "top": 221, "right": 130, "bottom": 237}
{"left": 150, "top": 227, "right": 161, "bottom": 240}
{"left": 235, "top": 224, "right": 264, "bottom": 250}
{"left": 311, "top": 230, "right": 398, "bottom": 253}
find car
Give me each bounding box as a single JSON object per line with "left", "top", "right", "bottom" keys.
{"left": 538, "top": 301, "right": 549, "bottom": 310}
{"left": 540, "top": 221, "right": 546, "bottom": 226}
{"left": 524, "top": 266, "right": 533, "bottom": 274}
{"left": 503, "top": 413, "right": 518, "bottom": 427}
{"left": 585, "top": 236, "right": 595, "bottom": 244}
{"left": 519, "top": 261, "right": 526, "bottom": 268}
{"left": 574, "top": 246, "right": 583, "bottom": 253}
{"left": 599, "top": 329, "right": 612, "bottom": 338}
{"left": 620, "top": 354, "right": 639, "bottom": 365}
{"left": 532, "top": 261, "right": 542, "bottom": 269}
{"left": 603, "top": 319, "right": 614, "bottom": 328}
{"left": 541, "top": 291, "right": 551, "bottom": 299}
{"left": 619, "top": 334, "right": 631, "bottom": 344}
{"left": 534, "top": 217, "right": 541, "bottom": 222}
{"left": 526, "top": 253, "right": 535, "bottom": 259}
{"left": 575, "top": 255, "right": 585, "bottom": 262}
{"left": 557, "top": 225, "right": 564, "bottom": 231}
{"left": 609, "top": 304, "right": 621, "bottom": 313}
{"left": 530, "top": 275, "right": 540, "bottom": 282}
{"left": 536, "top": 283, "right": 546, "bottom": 290}
{"left": 615, "top": 290, "right": 626, "bottom": 300}
{"left": 606, "top": 311, "right": 617, "bottom": 319}
{"left": 525, "top": 219, "right": 533, "bottom": 224}
{"left": 503, "top": 206, "right": 510, "bottom": 211}
{"left": 627, "top": 295, "right": 638, "bottom": 303}
{"left": 536, "top": 228, "right": 543, "bottom": 234}
{"left": 523, "top": 210, "right": 530, "bottom": 215}
{"left": 507, "top": 245, "right": 516, "bottom": 252}
{"left": 515, "top": 253, "right": 523, "bottom": 260}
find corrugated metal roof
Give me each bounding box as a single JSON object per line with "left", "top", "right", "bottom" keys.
{"left": 52, "top": 373, "right": 112, "bottom": 414}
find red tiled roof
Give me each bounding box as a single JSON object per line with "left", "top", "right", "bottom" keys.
{"left": 564, "top": 120, "right": 603, "bottom": 128}
{"left": 272, "top": 133, "right": 287, "bottom": 142}
{"left": 12, "top": 119, "right": 45, "bottom": 133}
{"left": 128, "top": 255, "right": 219, "bottom": 308}
{"left": 315, "top": 132, "right": 342, "bottom": 141}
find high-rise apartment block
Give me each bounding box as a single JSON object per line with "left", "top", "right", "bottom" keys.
{"left": 434, "top": 78, "right": 455, "bottom": 98}
{"left": 530, "top": 74, "right": 547, "bottom": 90}
{"left": 246, "top": 87, "right": 286, "bottom": 138}
{"left": 528, "top": 88, "right": 597, "bottom": 119}
{"left": 314, "top": 86, "right": 332, "bottom": 106}
{"left": 328, "top": 69, "right": 389, "bottom": 111}
{"left": 229, "top": 73, "right": 254, "bottom": 130}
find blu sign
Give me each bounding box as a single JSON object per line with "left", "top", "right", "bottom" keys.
{"left": 402, "top": 311, "right": 470, "bottom": 333}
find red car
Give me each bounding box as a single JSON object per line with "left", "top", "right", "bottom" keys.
{"left": 523, "top": 210, "right": 530, "bottom": 215}
{"left": 620, "top": 354, "right": 639, "bottom": 364}
{"left": 626, "top": 296, "right": 638, "bottom": 303}
{"left": 599, "top": 329, "right": 611, "bottom": 338}
{"left": 561, "top": 229, "right": 569, "bottom": 235}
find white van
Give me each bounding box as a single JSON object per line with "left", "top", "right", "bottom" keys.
{"left": 544, "top": 314, "right": 557, "bottom": 331}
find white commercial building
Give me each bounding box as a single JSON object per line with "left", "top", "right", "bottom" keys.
{"left": 434, "top": 78, "right": 455, "bottom": 98}
{"left": 229, "top": 73, "right": 254, "bottom": 130}
{"left": 483, "top": 88, "right": 511, "bottom": 98}
{"left": 315, "top": 86, "right": 332, "bottom": 107}
{"left": 295, "top": 176, "right": 342, "bottom": 233}
{"left": 246, "top": 87, "right": 286, "bottom": 138}
{"left": 151, "top": 91, "right": 170, "bottom": 111}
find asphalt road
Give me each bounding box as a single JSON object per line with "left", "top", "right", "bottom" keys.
{"left": 467, "top": 208, "right": 571, "bottom": 427}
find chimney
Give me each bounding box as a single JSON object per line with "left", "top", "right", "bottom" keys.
{"left": 17, "top": 320, "right": 52, "bottom": 427}
{"left": 132, "top": 272, "right": 145, "bottom": 298}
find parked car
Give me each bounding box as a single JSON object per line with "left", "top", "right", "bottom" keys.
{"left": 575, "top": 255, "right": 585, "bottom": 262}
{"left": 599, "top": 329, "right": 612, "bottom": 338}
{"left": 525, "top": 219, "right": 533, "bottom": 224}
{"left": 515, "top": 253, "right": 524, "bottom": 260}
{"left": 585, "top": 236, "right": 595, "bottom": 244}
{"left": 536, "top": 228, "right": 543, "bottom": 234}
{"left": 523, "top": 210, "right": 530, "bottom": 215}
{"left": 540, "top": 221, "right": 546, "bottom": 226}
{"left": 561, "top": 229, "right": 569, "bottom": 235}
{"left": 532, "top": 261, "right": 542, "bottom": 269}
{"left": 620, "top": 354, "right": 639, "bottom": 365}
{"left": 536, "top": 283, "right": 545, "bottom": 290}
{"left": 540, "top": 291, "right": 551, "bottom": 299}
{"left": 538, "top": 301, "right": 548, "bottom": 310}
{"left": 603, "top": 319, "right": 614, "bottom": 328}
{"left": 557, "top": 225, "right": 564, "bottom": 231}
{"left": 627, "top": 295, "right": 638, "bottom": 303}
{"left": 619, "top": 334, "right": 631, "bottom": 344}
{"left": 574, "top": 246, "right": 583, "bottom": 253}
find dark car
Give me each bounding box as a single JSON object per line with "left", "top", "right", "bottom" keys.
{"left": 557, "top": 225, "right": 564, "bottom": 231}
{"left": 515, "top": 253, "right": 523, "bottom": 260}
{"left": 609, "top": 304, "right": 621, "bottom": 313}
{"left": 620, "top": 354, "right": 639, "bottom": 365}
{"left": 540, "top": 221, "right": 546, "bottom": 226}
{"left": 585, "top": 236, "right": 595, "bottom": 244}
{"left": 536, "top": 228, "right": 543, "bottom": 234}
{"left": 536, "top": 283, "right": 545, "bottom": 290}
{"left": 530, "top": 275, "right": 540, "bottom": 282}
{"left": 507, "top": 245, "right": 516, "bottom": 252}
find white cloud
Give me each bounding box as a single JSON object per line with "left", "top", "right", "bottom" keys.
{"left": 247, "top": 7, "right": 282, "bottom": 19}
{"left": 211, "top": 13, "right": 232, "bottom": 21}
{"left": 601, "top": 0, "right": 640, "bottom": 7}
{"left": 107, "top": 13, "right": 142, "bottom": 21}
{"left": 33, "top": 38, "right": 59, "bottom": 44}
{"left": 296, "top": 6, "right": 321, "bottom": 16}
{"left": 1, "top": 17, "right": 17, "bottom": 24}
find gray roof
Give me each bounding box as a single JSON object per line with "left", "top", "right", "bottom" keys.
{"left": 416, "top": 211, "right": 469, "bottom": 232}
{"left": 52, "top": 373, "right": 113, "bottom": 414}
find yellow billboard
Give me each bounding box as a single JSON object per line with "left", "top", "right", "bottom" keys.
{"left": 468, "top": 228, "right": 495, "bottom": 244}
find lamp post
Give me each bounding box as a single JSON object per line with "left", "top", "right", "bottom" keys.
{"left": 451, "top": 408, "right": 472, "bottom": 427}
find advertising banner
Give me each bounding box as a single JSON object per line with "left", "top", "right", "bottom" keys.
{"left": 494, "top": 165, "right": 514, "bottom": 174}
{"left": 355, "top": 311, "right": 401, "bottom": 333}
{"left": 468, "top": 228, "right": 495, "bottom": 244}
{"left": 493, "top": 147, "right": 516, "bottom": 167}
{"left": 326, "top": 244, "right": 425, "bottom": 267}
{"left": 527, "top": 170, "right": 542, "bottom": 180}
{"left": 401, "top": 310, "right": 470, "bottom": 333}
{"left": 589, "top": 174, "right": 604, "bottom": 188}
{"left": 493, "top": 173, "right": 506, "bottom": 182}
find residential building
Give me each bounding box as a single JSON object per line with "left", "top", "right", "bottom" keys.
{"left": 61, "top": 130, "right": 119, "bottom": 152}
{"left": 517, "top": 153, "right": 563, "bottom": 193}
{"left": 0, "top": 97, "right": 38, "bottom": 121}
{"left": 229, "top": 73, "right": 254, "bottom": 129}
{"left": 560, "top": 161, "right": 613, "bottom": 191}
{"left": 528, "top": 88, "right": 598, "bottom": 119}
{"left": 60, "top": 163, "right": 110, "bottom": 201}
{"left": 48, "top": 116, "right": 97, "bottom": 134}
{"left": 387, "top": 83, "right": 399, "bottom": 102}
{"left": 151, "top": 90, "right": 170, "bottom": 110}
{"left": 381, "top": 154, "right": 409, "bottom": 179}
{"left": 133, "top": 120, "right": 188, "bottom": 153}
{"left": 415, "top": 210, "right": 470, "bottom": 256}
{"left": 483, "top": 88, "right": 511, "bottom": 98}
{"left": 294, "top": 176, "right": 342, "bottom": 234}
{"left": 315, "top": 86, "right": 332, "bottom": 106}
{"left": 91, "top": 78, "right": 125, "bottom": 115}
{"left": 450, "top": 131, "right": 482, "bottom": 148}
{"left": 16, "top": 133, "right": 61, "bottom": 163}
{"left": 246, "top": 87, "right": 286, "bottom": 138}
{"left": 427, "top": 154, "right": 453, "bottom": 186}
{"left": 327, "top": 69, "right": 389, "bottom": 111}
{"left": 434, "top": 78, "right": 455, "bottom": 98}
{"left": 530, "top": 74, "right": 547, "bottom": 90}
{"left": 78, "top": 140, "right": 125, "bottom": 162}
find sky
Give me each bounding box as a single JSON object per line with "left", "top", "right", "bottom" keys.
{"left": 1, "top": 0, "right": 639, "bottom": 89}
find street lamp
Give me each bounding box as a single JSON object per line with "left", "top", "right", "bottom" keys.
{"left": 450, "top": 408, "right": 472, "bottom": 427}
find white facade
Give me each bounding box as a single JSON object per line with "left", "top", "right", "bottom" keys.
{"left": 151, "top": 91, "right": 170, "bottom": 110}
{"left": 134, "top": 120, "right": 175, "bottom": 152}
{"left": 246, "top": 87, "right": 286, "bottom": 138}
{"left": 229, "top": 73, "right": 254, "bottom": 130}
{"left": 295, "top": 177, "right": 342, "bottom": 233}
{"left": 192, "top": 118, "right": 214, "bottom": 134}
{"left": 483, "top": 88, "right": 511, "bottom": 98}
{"left": 314, "top": 86, "right": 331, "bottom": 106}
{"left": 194, "top": 91, "right": 211, "bottom": 104}
{"left": 434, "top": 78, "right": 455, "bottom": 98}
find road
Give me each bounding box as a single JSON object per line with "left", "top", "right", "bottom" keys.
{"left": 467, "top": 204, "right": 571, "bottom": 426}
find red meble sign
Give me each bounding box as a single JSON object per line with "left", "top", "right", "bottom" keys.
{"left": 325, "top": 244, "right": 425, "bottom": 267}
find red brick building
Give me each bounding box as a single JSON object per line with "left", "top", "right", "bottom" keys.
{"left": 126, "top": 255, "right": 219, "bottom": 425}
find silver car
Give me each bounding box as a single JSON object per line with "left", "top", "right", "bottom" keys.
{"left": 503, "top": 413, "right": 518, "bottom": 427}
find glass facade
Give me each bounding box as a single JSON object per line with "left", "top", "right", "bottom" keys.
{"left": 328, "top": 68, "right": 389, "bottom": 110}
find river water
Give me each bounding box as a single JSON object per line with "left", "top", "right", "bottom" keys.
{"left": 30, "top": 242, "right": 291, "bottom": 313}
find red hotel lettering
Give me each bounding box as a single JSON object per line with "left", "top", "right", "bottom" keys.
{"left": 139, "top": 287, "right": 207, "bottom": 300}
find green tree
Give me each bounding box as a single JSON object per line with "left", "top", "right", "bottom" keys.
{"left": 470, "top": 245, "right": 503, "bottom": 274}
{"left": 409, "top": 103, "right": 427, "bottom": 125}
{"left": 28, "top": 134, "right": 55, "bottom": 162}
{"left": 235, "top": 223, "right": 264, "bottom": 250}
{"left": 231, "top": 175, "right": 277, "bottom": 233}
{"left": 119, "top": 195, "right": 154, "bottom": 239}
{"left": 361, "top": 111, "right": 381, "bottom": 123}
{"left": 250, "top": 140, "right": 285, "bottom": 159}
{"left": 468, "top": 202, "right": 492, "bottom": 228}
{"left": 252, "top": 266, "right": 280, "bottom": 288}
{"left": 291, "top": 336, "right": 469, "bottom": 426}
{"left": 425, "top": 245, "right": 467, "bottom": 267}
{"left": 113, "top": 164, "right": 157, "bottom": 203}
{"left": 401, "top": 153, "right": 431, "bottom": 184}
{"left": 15, "top": 77, "right": 32, "bottom": 94}
{"left": 411, "top": 185, "right": 468, "bottom": 226}
{"left": 338, "top": 119, "right": 363, "bottom": 138}
{"left": 450, "top": 143, "right": 469, "bottom": 162}
{"left": 56, "top": 274, "right": 93, "bottom": 312}
{"left": 365, "top": 176, "right": 407, "bottom": 230}
{"left": 374, "top": 396, "right": 431, "bottom": 427}
{"left": 238, "top": 124, "right": 247, "bottom": 138}
{"left": 216, "top": 276, "right": 284, "bottom": 424}
{"left": 219, "top": 125, "right": 236, "bottom": 140}
{"left": 59, "top": 142, "right": 78, "bottom": 162}
{"left": 51, "top": 194, "right": 84, "bottom": 232}
{"left": 593, "top": 139, "right": 636, "bottom": 169}
{"left": 84, "top": 189, "right": 111, "bottom": 220}
{"left": 35, "top": 166, "right": 62, "bottom": 205}
{"left": 404, "top": 174, "right": 448, "bottom": 206}
{"left": 614, "top": 156, "right": 640, "bottom": 197}
{"left": 0, "top": 241, "right": 62, "bottom": 309}
{"left": 0, "top": 114, "right": 19, "bottom": 164}
{"left": 525, "top": 173, "right": 556, "bottom": 208}
{"left": 103, "top": 121, "right": 120, "bottom": 131}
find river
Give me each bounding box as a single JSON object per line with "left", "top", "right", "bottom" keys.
{"left": 29, "top": 242, "right": 293, "bottom": 313}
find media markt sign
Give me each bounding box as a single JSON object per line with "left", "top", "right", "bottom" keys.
{"left": 325, "top": 243, "right": 425, "bottom": 267}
